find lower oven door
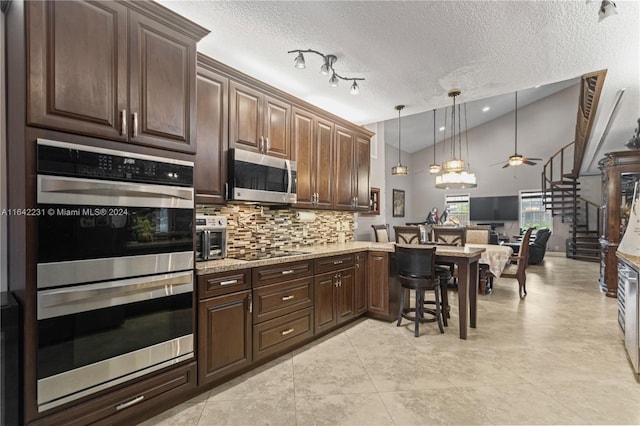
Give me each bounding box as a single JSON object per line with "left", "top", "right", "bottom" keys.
{"left": 36, "top": 271, "right": 194, "bottom": 412}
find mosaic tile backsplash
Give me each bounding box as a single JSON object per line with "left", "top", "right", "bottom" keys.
{"left": 197, "top": 205, "right": 355, "bottom": 258}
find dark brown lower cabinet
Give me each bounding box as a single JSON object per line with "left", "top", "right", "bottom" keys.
{"left": 198, "top": 290, "right": 252, "bottom": 385}
{"left": 253, "top": 307, "right": 314, "bottom": 361}
{"left": 367, "top": 251, "right": 393, "bottom": 320}
{"left": 354, "top": 252, "right": 368, "bottom": 315}
{"left": 314, "top": 255, "right": 356, "bottom": 334}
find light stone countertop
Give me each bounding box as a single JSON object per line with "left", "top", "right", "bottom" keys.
{"left": 617, "top": 251, "right": 640, "bottom": 271}
{"left": 195, "top": 242, "right": 487, "bottom": 275}
{"left": 195, "top": 241, "right": 395, "bottom": 275}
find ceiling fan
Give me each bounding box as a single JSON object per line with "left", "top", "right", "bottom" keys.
{"left": 495, "top": 91, "right": 542, "bottom": 168}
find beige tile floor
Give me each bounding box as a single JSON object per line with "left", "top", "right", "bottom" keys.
{"left": 140, "top": 254, "right": 640, "bottom": 425}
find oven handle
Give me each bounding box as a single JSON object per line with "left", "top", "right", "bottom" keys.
{"left": 37, "top": 271, "right": 193, "bottom": 320}
{"left": 38, "top": 175, "right": 194, "bottom": 207}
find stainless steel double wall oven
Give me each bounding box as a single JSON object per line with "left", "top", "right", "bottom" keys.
{"left": 35, "top": 139, "right": 195, "bottom": 411}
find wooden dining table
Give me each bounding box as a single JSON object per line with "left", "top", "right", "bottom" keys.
{"left": 397, "top": 244, "right": 486, "bottom": 339}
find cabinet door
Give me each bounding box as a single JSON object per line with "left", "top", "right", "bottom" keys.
{"left": 229, "top": 81, "right": 262, "bottom": 153}
{"left": 315, "top": 117, "right": 334, "bottom": 208}
{"left": 129, "top": 10, "right": 197, "bottom": 153}
{"left": 263, "top": 95, "right": 291, "bottom": 159}
{"left": 314, "top": 272, "right": 337, "bottom": 334}
{"left": 355, "top": 134, "right": 371, "bottom": 210}
{"left": 368, "top": 251, "right": 390, "bottom": 317}
{"left": 334, "top": 126, "right": 356, "bottom": 209}
{"left": 292, "top": 108, "right": 315, "bottom": 207}
{"left": 354, "top": 253, "right": 368, "bottom": 315}
{"left": 198, "top": 291, "right": 252, "bottom": 385}
{"left": 195, "top": 65, "right": 228, "bottom": 204}
{"left": 336, "top": 268, "right": 355, "bottom": 324}
{"left": 27, "top": 1, "right": 128, "bottom": 140}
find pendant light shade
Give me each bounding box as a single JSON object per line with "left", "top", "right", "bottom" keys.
{"left": 428, "top": 109, "right": 441, "bottom": 174}
{"left": 391, "top": 105, "right": 408, "bottom": 176}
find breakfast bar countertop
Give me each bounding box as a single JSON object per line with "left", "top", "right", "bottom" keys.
{"left": 195, "top": 241, "right": 395, "bottom": 275}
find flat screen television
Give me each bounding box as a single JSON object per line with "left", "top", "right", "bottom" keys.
{"left": 469, "top": 196, "right": 519, "bottom": 221}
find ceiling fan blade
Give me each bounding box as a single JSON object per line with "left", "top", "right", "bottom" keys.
{"left": 502, "top": 163, "right": 510, "bottom": 169}
{"left": 523, "top": 160, "right": 537, "bottom": 166}
{"left": 489, "top": 160, "right": 506, "bottom": 166}
{"left": 525, "top": 157, "right": 543, "bottom": 161}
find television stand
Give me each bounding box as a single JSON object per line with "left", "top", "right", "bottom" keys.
{"left": 477, "top": 222, "right": 504, "bottom": 230}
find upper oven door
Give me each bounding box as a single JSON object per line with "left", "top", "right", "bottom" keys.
{"left": 228, "top": 148, "right": 297, "bottom": 203}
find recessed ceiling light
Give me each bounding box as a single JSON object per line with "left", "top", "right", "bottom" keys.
{"left": 439, "top": 126, "right": 445, "bottom": 132}
{"left": 534, "top": 85, "right": 541, "bottom": 88}
{"left": 482, "top": 106, "right": 490, "bottom": 112}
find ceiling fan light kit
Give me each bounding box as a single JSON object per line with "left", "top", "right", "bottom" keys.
{"left": 288, "top": 49, "right": 364, "bottom": 94}
{"left": 498, "top": 91, "right": 542, "bottom": 169}
{"left": 435, "top": 89, "right": 477, "bottom": 189}
{"left": 391, "top": 105, "right": 409, "bottom": 176}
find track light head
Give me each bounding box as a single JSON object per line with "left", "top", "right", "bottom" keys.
{"left": 293, "top": 52, "right": 306, "bottom": 69}
{"left": 329, "top": 73, "right": 339, "bottom": 87}
{"left": 350, "top": 80, "right": 359, "bottom": 95}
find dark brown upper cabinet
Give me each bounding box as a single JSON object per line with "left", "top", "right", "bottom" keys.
{"left": 27, "top": 0, "right": 208, "bottom": 153}
{"left": 195, "top": 57, "right": 229, "bottom": 204}
{"left": 229, "top": 80, "right": 291, "bottom": 159}
{"left": 333, "top": 127, "right": 371, "bottom": 211}
{"left": 292, "top": 107, "right": 334, "bottom": 209}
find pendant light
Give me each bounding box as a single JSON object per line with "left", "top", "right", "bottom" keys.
{"left": 435, "top": 89, "right": 477, "bottom": 189}
{"left": 428, "top": 109, "right": 441, "bottom": 174}
{"left": 391, "top": 105, "right": 408, "bottom": 176}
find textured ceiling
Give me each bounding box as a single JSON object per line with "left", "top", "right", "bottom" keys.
{"left": 158, "top": 0, "right": 640, "bottom": 174}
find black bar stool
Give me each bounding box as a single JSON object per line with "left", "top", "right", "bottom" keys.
{"left": 395, "top": 245, "right": 444, "bottom": 337}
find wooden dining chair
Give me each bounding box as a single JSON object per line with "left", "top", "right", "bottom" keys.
{"left": 501, "top": 227, "right": 534, "bottom": 299}
{"left": 393, "top": 226, "right": 420, "bottom": 244}
{"left": 464, "top": 227, "right": 490, "bottom": 244}
{"left": 372, "top": 224, "right": 390, "bottom": 242}
{"left": 432, "top": 226, "right": 465, "bottom": 246}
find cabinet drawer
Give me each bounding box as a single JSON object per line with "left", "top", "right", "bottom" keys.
{"left": 315, "top": 254, "right": 355, "bottom": 274}
{"left": 253, "top": 260, "right": 312, "bottom": 287}
{"left": 31, "top": 362, "right": 197, "bottom": 426}
{"left": 253, "top": 307, "right": 314, "bottom": 361}
{"left": 253, "top": 276, "right": 313, "bottom": 323}
{"left": 198, "top": 269, "right": 251, "bottom": 299}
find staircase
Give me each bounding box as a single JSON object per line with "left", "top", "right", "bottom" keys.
{"left": 542, "top": 142, "right": 601, "bottom": 262}
{"left": 540, "top": 70, "right": 607, "bottom": 262}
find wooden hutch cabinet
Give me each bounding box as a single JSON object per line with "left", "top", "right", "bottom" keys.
{"left": 598, "top": 150, "right": 640, "bottom": 298}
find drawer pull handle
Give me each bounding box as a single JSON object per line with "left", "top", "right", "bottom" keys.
{"left": 281, "top": 328, "right": 295, "bottom": 336}
{"left": 116, "top": 395, "right": 144, "bottom": 411}
{"left": 281, "top": 295, "right": 295, "bottom": 301}
{"left": 333, "top": 260, "right": 343, "bottom": 265}
{"left": 281, "top": 270, "right": 294, "bottom": 275}
{"left": 219, "top": 280, "right": 238, "bottom": 286}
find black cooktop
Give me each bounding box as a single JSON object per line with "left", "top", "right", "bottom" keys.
{"left": 231, "top": 250, "right": 309, "bottom": 261}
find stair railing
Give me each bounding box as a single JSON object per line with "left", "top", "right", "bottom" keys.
{"left": 541, "top": 141, "right": 575, "bottom": 195}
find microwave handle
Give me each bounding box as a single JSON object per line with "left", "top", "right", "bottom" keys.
{"left": 203, "top": 230, "right": 211, "bottom": 260}
{"left": 285, "top": 160, "right": 292, "bottom": 194}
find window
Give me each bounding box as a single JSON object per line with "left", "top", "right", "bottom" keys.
{"left": 519, "top": 190, "right": 553, "bottom": 232}
{"left": 444, "top": 194, "right": 470, "bottom": 226}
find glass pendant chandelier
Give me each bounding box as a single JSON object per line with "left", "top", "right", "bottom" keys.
{"left": 428, "top": 109, "right": 441, "bottom": 174}
{"left": 435, "top": 89, "right": 477, "bottom": 189}
{"left": 391, "top": 105, "right": 408, "bottom": 176}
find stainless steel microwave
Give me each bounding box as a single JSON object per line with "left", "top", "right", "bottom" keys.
{"left": 227, "top": 149, "right": 297, "bottom": 204}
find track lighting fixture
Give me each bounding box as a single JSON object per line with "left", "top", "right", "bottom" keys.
{"left": 288, "top": 49, "right": 364, "bottom": 94}
{"left": 598, "top": 0, "right": 617, "bottom": 21}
